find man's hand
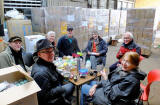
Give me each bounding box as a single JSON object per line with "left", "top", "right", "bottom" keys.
{"left": 88, "top": 52, "right": 100, "bottom": 56}
{"left": 88, "top": 51, "right": 92, "bottom": 55}
{"left": 100, "top": 70, "right": 107, "bottom": 80}
{"left": 95, "top": 53, "right": 100, "bottom": 56}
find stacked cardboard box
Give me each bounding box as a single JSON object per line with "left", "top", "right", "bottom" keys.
{"left": 7, "top": 19, "right": 33, "bottom": 47}
{"left": 0, "top": 0, "right": 4, "bottom": 23}
{"left": 31, "top": 7, "right": 125, "bottom": 49}
{"left": 31, "top": 8, "right": 45, "bottom": 33}
{"left": 25, "top": 35, "right": 45, "bottom": 54}
{"left": 43, "top": 7, "right": 110, "bottom": 50}
{"left": 119, "top": 10, "right": 127, "bottom": 36}
{"left": 109, "top": 10, "right": 121, "bottom": 39}
{"left": 126, "top": 8, "right": 160, "bottom": 56}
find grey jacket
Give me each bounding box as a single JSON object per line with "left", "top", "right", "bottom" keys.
{"left": 0, "top": 47, "right": 34, "bottom": 72}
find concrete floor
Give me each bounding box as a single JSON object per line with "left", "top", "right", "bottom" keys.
{"left": 106, "top": 43, "right": 160, "bottom": 105}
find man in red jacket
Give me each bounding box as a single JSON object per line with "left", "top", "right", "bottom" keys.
{"left": 109, "top": 32, "right": 141, "bottom": 72}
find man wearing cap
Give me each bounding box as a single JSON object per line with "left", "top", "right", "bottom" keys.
{"left": 57, "top": 26, "right": 80, "bottom": 57}
{"left": 31, "top": 39, "right": 74, "bottom": 105}
{"left": 0, "top": 36, "right": 34, "bottom": 72}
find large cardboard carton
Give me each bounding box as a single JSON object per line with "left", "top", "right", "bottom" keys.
{"left": 24, "top": 35, "right": 45, "bottom": 53}
{"left": 109, "top": 10, "right": 121, "bottom": 37}
{"left": 126, "top": 8, "right": 160, "bottom": 56}
{"left": 0, "top": 65, "right": 41, "bottom": 105}
{"left": 7, "top": 19, "right": 33, "bottom": 47}
{"left": 7, "top": 19, "right": 32, "bottom": 37}
{"left": 0, "top": 0, "right": 4, "bottom": 24}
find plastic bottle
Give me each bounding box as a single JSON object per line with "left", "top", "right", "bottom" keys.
{"left": 77, "top": 57, "right": 81, "bottom": 71}
{"left": 86, "top": 60, "right": 91, "bottom": 70}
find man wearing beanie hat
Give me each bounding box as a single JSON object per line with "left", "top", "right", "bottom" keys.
{"left": 0, "top": 36, "right": 34, "bottom": 72}
{"left": 57, "top": 25, "right": 80, "bottom": 57}
{"left": 31, "top": 39, "right": 74, "bottom": 105}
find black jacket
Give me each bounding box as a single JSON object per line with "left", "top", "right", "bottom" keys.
{"left": 92, "top": 67, "right": 146, "bottom": 105}
{"left": 57, "top": 35, "right": 80, "bottom": 57}
{"left": 31, "top": 58, "right": 66, "bottom": 105}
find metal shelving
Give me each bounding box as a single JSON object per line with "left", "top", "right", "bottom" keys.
{"left": 4, "top": 0, "right": 42, "bottom": 9}
{"left": 3, "top": 0, "right": 42, "bottom": 19}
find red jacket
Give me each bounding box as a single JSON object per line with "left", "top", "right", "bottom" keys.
{"left": 116, "top": 41, "right": 141, "bottom": 59}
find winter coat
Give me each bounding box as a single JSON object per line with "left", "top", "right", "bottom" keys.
{"left": 92, "top": 67, "right": 146, "bottom": 105}
{"left": 85, "top": 37, "right": 108, "bottom": 65}
{"left": 116, "top": 40, "right": 141, "bottom": 59}
{"left": 31, "top": 58, "right": 67, "bottom": 105}
{"left": 0, "top": 47, "right": 34, "bottom": 71}
{"left": 57, "top": 35, "right": 80, "bottom": 57}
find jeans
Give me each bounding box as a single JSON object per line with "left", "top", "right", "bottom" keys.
{"left": 62, "top": 83, "right": 75, "bottom": 101}
{"left": 90, "top": 56, "right": 106, "bottom": 70}
{"left": 80, "top": 81, "right": 97, "bottom": 105}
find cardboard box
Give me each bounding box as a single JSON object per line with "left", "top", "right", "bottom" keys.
{"left": 7, "top": 19, "right": 33, "bottom": 48}
{"left": 0, "top": 65, "right": 41, "bottom": 105}
{"left": 25, "top": 35, "right": 45, "bottom": 53}
{"left": 7, "top": 19, "right": 32, "bottom": 37}
{"left": 7, "top": 19, "right": 32, "bottom": 41}
{"left": 0, "top": 0, "right": 4, "bottom": 24}
{"left": 126, "top": 8, "right": 160, "bottom": 56}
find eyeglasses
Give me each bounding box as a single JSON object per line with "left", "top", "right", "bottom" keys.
{"left": 39, "top": 49, "right": 54, "bottom": 54}
{"left": 124, "top": 37, "right": 131, "bottom": 40}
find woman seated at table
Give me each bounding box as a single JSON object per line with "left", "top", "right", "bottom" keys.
{"left": 84, "top": 30, "right": 108, "bottom": 70}
{"left": 80, "top": 52, "right": 146, "bottom": 105}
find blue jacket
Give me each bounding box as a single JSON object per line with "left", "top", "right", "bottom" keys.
{"left": 85, "top": 37, "right": 108, "bottom": 65}
{"left": 57, "top": 35, "right": 80, "bottom": 57}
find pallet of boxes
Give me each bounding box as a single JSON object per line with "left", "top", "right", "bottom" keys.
{"left": 126, "top": 8, "right": 160, "bottom": 57}
{"left": 32, "top": 6, "right": 110, "bottom": 50}
{"left": 0, "top": 65, "right": 41, "bottom": 105}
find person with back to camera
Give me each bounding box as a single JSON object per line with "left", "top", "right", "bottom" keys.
{"left": 31, "top": 39, "right": 74, "bottom": 105}
{"left": 80, "top": 52, "right": 146, "bottom": 105}
{"left": 109, "top": 32, "right": 141, "bottom": 72}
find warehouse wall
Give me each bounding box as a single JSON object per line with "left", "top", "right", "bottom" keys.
{"left": 135, "top": 0, "right": 160, "bottom": 8}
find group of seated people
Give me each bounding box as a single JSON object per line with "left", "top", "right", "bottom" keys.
{"left": 0, "top": 25, "right": 146, "bottom": 105}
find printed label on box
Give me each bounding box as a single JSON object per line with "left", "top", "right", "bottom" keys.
{"left": 67, "top": 15, "right": 75, "bottom": 22}
{"left": 61, "top": 22, "right": 67, "bottom": 35}
{"left": 82, "top": 21, "right": 88, "bottom": 26}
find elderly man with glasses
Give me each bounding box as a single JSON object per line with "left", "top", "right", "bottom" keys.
{"left": 31, "top": 39, "right": 74, "bottom": 105}
{"left": 109, "top": 32, "right": 141, "bottom": 72}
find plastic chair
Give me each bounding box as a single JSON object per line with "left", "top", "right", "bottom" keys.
{"left": 140, "top": 55, "right": 144, "bottom": 62}
{"left": 140, "top": 69, "right": 160, "bottom": 104}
